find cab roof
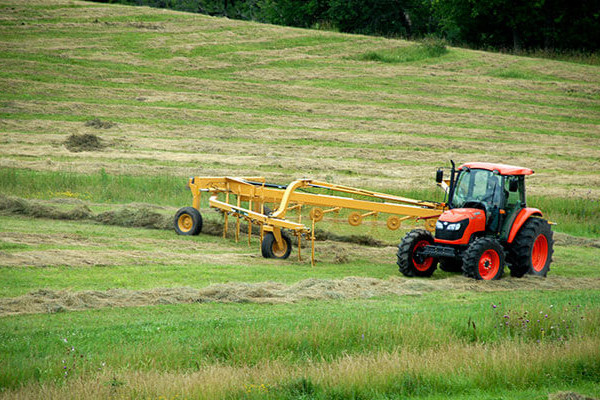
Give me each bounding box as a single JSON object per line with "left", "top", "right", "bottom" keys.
{"left": 459, "top": 162, "right": 534, "bottom": 176}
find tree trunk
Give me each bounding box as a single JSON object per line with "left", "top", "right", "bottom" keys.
{"left": 512, "top": 27, "right": 521, "bottom": 51}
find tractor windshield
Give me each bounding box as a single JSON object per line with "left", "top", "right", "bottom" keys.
{"left": 450, "top": 169, "right": 503, "bottom": 209}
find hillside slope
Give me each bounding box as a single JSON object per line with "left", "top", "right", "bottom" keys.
{"left": 1, "top": 0, "right": 599, "bottom": 200}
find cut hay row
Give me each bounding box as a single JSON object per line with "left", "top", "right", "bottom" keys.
{"left": 1, "top": 275, "right": 600, "bottom": 316}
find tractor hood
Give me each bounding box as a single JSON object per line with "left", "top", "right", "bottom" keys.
{"left": 434, "top": 208, "right": 486, "bottom": 245}
{"left": 438, "top": 208, "right": 484, "bottom": 223}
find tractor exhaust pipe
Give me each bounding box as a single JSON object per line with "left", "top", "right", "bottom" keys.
{"left": 447, "top": 160, "right": 457, "bottom": 207}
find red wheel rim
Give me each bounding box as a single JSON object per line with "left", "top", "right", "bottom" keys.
{"left": 413, "top": 240, "right": 434, "bottom": 271}
{"left": 531, "top": 234, "right": 548, "bottom": 272}
{"left": 478, "top": 249, "right": 500, "bottom": 280}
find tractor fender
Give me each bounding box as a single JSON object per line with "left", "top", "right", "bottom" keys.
{"left": 507, "top": 208, "right": 543, "bottom": 243}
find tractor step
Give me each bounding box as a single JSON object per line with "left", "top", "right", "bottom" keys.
{"left": 421, "top": 245, "right": 457, "bottom": 259}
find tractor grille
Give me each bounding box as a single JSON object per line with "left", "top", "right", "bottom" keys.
{"left": 435, "top": 219, "right": 469, "bottom": 241}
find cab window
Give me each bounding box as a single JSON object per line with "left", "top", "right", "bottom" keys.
{"left": 505, "top": 176, "right": 522, "bottom": 209}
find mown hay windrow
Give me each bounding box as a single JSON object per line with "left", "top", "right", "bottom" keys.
{"left": 1, "top": 275, "right": 598, "bottom": 316}
{"left": 95, "top": 208, "right": 171, "bottom": 230}
{"left": 0, "top": 195, "right": 392, "bottom": 246}
{"left": 2, "top": 195, "right": 599, "bottom": 250}
{"left": 554, "top": 232, "right": 600, "bottom": 248}
{"left": 64, "top": 133, "right": 106, "bottom": 152}
{"left": 0, "top": 194, "right": 93, "bottom": 220}
{"left": 84, "top": 118, "right": 117, "bottom": 130}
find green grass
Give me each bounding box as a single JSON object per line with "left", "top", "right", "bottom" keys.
{"left": 0, "top": 167, "right": 190, "bottom": 206}
{"left": 357, "top": 39, "right": 449, "bottom": 64}
{"left": 1, "top": 290, "right": 598, "bottom": 390}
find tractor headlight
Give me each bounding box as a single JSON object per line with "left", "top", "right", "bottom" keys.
{"left": 436, "top": 221, "right": 444, "bottom": 230}
{"left": 447, "top": 223, "right": 461, "bottom": 231}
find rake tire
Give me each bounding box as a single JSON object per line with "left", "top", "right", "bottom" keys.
{"left": 261, "top": 232, "right": 292, "bottom": 259}
{"left": 174, "top": 207, "right": 202, "bottom": 236}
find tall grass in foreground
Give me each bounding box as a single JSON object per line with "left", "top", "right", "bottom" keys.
{"left": 2, "top": 339, "right": 599, "bottom": 399}
{"left": 1, "top": 294, "right": 598, "bottom": 390}
{"left": 1, "top": 168, "right": 598, "bottom": 237}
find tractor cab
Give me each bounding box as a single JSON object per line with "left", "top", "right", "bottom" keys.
{"left": 438, "top": 162, "right": 532, "bottom": 243}
{"left": 397, "top": 161, "right": 553, "bottom": 281}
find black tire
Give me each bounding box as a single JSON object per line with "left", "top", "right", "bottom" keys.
{"left": 462, "top": 237, "right": 505, "bottom": 280}
{"left": 508, "top": 218, "right": 554, "bottom": 277}
{"left": 261, "top": 231, "right": 292, "bottom": 259}
{"left": 174, "top": 207, "right": 202, "bottom": 236}
{"left": 397, "top": 229, "right": 437, "bottom": 277}
{"left": 439, "top": 258, "right": 463, "bottom": 273}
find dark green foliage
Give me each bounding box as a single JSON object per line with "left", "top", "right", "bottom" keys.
{"left": 432, "top": 0, "right": 600, "bottom": 51}
{"left": 259, "top": 0, "right": 329, "bottom": 28}
{"left": 327, "top": 0, "right": 414, "bottom": 37}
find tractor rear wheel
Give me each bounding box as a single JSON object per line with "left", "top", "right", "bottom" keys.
{"left": 397, "top": 229, "right": 437, "bottom": 277}
{"left": 261, "top": 232, "right": 292, "bottom": 259}
{"left": 174, "top": 207, "right": 202, "bottom": 235}
{"left": 508, "top": 218, "right": 554, "bottom": 277}
{"left": 439, "top": 258, "right": 463, "bottom": 273}
{"left": 462, "top": 237, "right": 504, "bottom": 280}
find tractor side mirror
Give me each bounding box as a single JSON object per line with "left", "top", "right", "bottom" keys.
{"left": 436, "top": 169, "right": 444, "bottom": 183}
{"left": 509, "top": 179, "right": 519, "bottom": 192}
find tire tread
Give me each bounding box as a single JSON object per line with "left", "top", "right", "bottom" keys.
{"left": 508, "top": 218, "right": 553, "bottom": 277}
{"left": 397, "top": 229, "right": 437, "bottom": 277}
{"left": 462, "top": 237, "right": 505, "bottom": 280}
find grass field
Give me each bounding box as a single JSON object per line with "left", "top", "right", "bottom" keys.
{"left": 1, "top": 0, "right": 599, "bottom": 399}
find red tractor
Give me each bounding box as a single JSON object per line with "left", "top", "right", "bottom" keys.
{"left": 397, "top": 161, "right": 554, "bottom": 280}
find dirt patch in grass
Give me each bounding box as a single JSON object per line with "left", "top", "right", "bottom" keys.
{"left": 549, "top": 392, "right": 598, "bottom": 400}
{"left": 64, "top": 133, "right": 106, "bottom": 152}
{"left": 84, "top": 118, "right": 117, "bottom": 129}
{"left": 0, "top": 232, "right": 94, "bottom": 247}
{"left": 0, "top": 249, "right": 123, "bottom": 268}
{"left": 0, "top": 246, "right": 247, "bottom": 268}
{"left": 1, "top": 275, "right": 598, "bottom": 316}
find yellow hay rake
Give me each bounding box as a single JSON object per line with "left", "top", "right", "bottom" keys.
{"left": 174, "top": 176, "right": 446, "bottom": 265}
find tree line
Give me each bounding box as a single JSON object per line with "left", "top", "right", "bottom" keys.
{"left": 98, "top": 0, "right": 600, "bottom": 51}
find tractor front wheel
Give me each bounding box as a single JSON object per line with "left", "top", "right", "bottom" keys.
{"left": 462, "top": 237, "right": 505, "bottom": 280}
{"left": 174, "top": 207, "right": 202, "bottom": 236}
{"left": 397, "top": 229, "right": 437, "bottom": 277}
{"left": 261, "top": 232, "right": 292, "bottom": 259}
{"left": 508, "top": 218, "right": 554, "bottom": 277}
